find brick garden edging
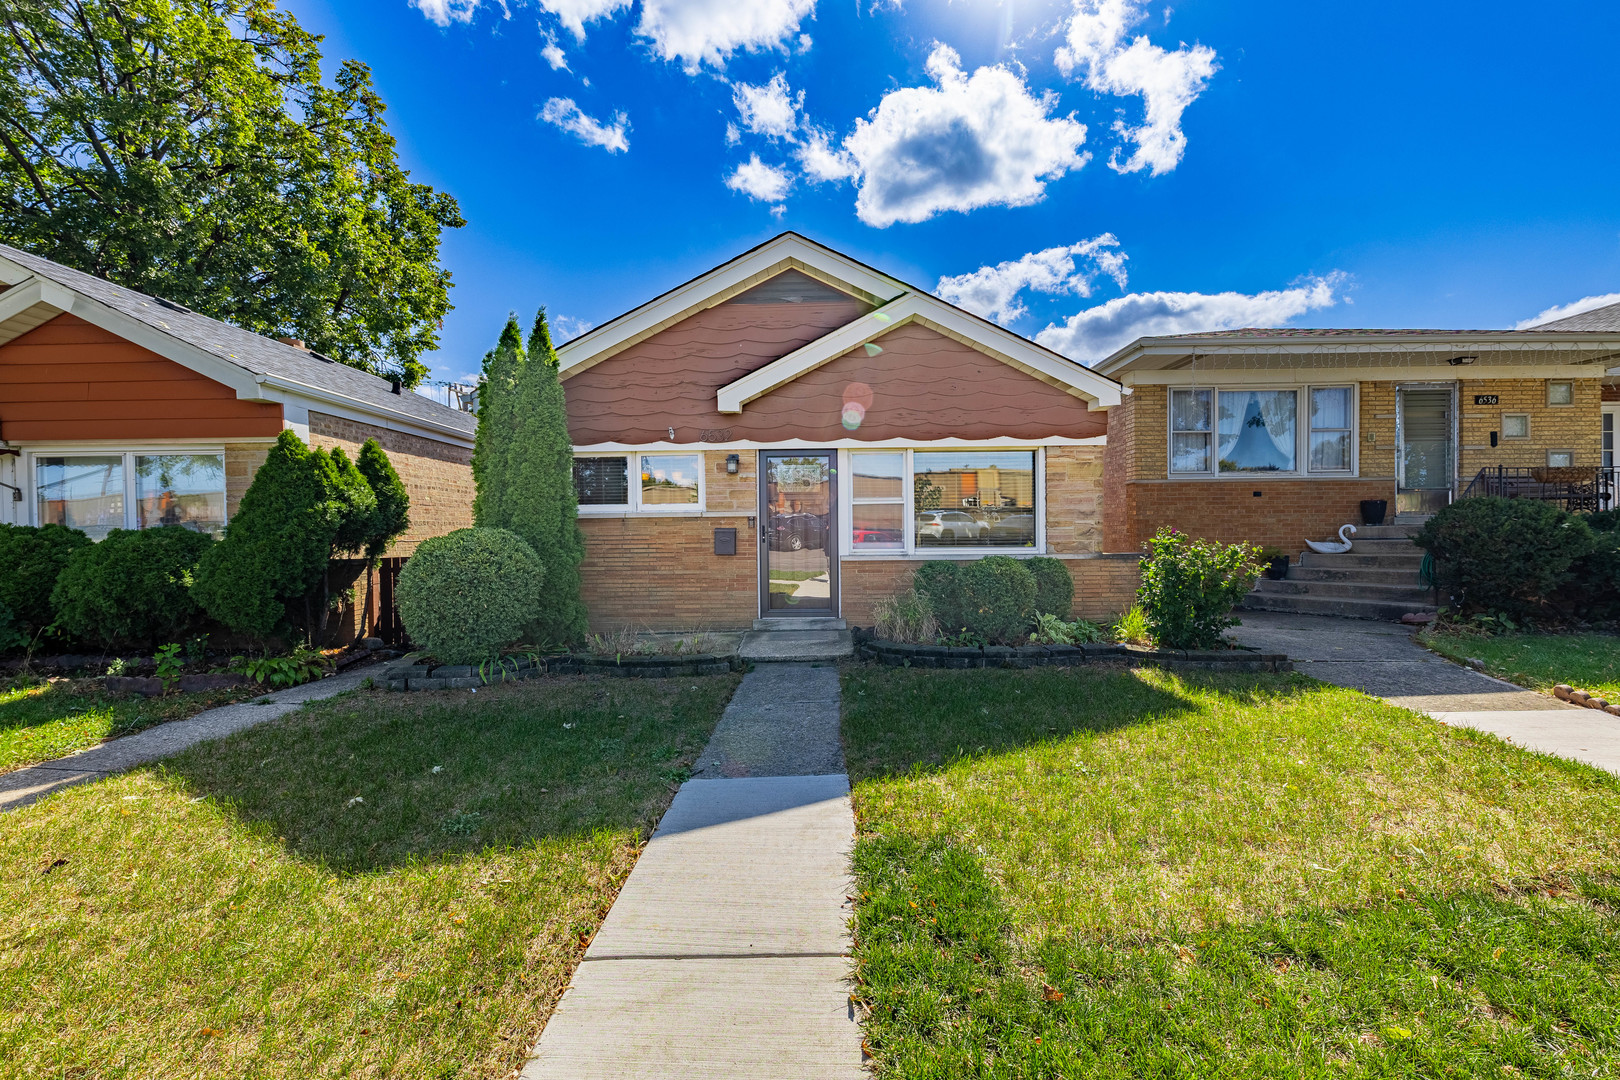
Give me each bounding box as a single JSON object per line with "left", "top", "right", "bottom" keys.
{"left": 857, "top": 638, "right": 1291, "bottom": 673}
{"left": 382, "top": 651, "right": 743, "bottom": 691}
{"left": 1553, "top": 684, "right": 1620, "bottom": 716}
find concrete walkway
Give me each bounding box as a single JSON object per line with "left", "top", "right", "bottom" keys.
{"left": 0, "top": 669, "right": 374, "bottom": 812}
{"left": 1228, "top": 611, "right": 1619, "bottom": 774}
{"left": 521, "top": 662, "right": 862, "bottom": 1080}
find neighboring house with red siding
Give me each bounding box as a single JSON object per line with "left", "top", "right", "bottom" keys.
{"left": 0, "top": 244, "right": 476, "bottom": 558}
{"left": 557, "top": 233, "right": 1131, "bottom": 629}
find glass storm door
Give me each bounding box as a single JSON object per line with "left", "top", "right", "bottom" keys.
{"left": 760, "top": 452, "right": 837, "bottom": 617}
{"left": 1397, "top": 387, "right": 1455, "bottom": 515}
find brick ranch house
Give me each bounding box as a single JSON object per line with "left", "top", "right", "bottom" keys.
{"left": 557, "top": 233, "right": 1135, "bottom": 629}
{"left": 0, "top": 243, "right": 476, "bottom": 637}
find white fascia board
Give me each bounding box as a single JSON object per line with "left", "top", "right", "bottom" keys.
{"left": 1127, "top": 364, "right": 1604, "bottom": 385}
{"left": 0, "top": 280, "right": 61, "bottom": 345}
{"left": 557, "top": 235, "right": 908, "bottom": 376}
{"left": 0, "top": 255, "right": 33, "bottom": 286}
{"left": 255, "top": 378, "right": 476, "bottom": 447}
{"left": 716, "top": 292, "right": 1122, "bottom": 413}
{"left": 1100, "top": 335, "right": 1620, "bottom": 375}
{"left": 573, "top": 435, "right": 1107, "bottom": 452}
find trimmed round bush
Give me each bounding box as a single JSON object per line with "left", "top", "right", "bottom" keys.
{"left": 958, "top": 555, "right": 1038, "bottom": 644}
{"left": 396, "top": 527, "right": 545, "bottom": 664}
{"left": 912, "top": 560, "right": 966, "bottom": 633}
{"left": 0, "top": 523, "right": 91, "bottom": 636}
{"left": 51, "top": 526, "right": 215, "bottom": 648}
{"left": 1415, "top": 497, "right": 1595, "bottom": 618}
{"left": 1026, "top": 556, "right": 1074, "bottom": 618}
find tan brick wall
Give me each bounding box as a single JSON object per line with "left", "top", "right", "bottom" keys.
{"left": 1045, "top": 445, "right": 1104, "bottom": 554}
{"left": 1458, "top": 378, "right": 1603, "bottom": 474}
{"left": 1102, "top": 395, "right": 1134, "bottom": 550}
{"left": 306, "top": 413, "right": 474, "bottom": 553}
{"left": 223, "top": 442, "right": 271, "bottom": 520}
{"left": 1124, "top": 477, "right": 1396, "bottom": 552}
{"left": 704, "top": 449, "right": 758, "bottom": 512}
{"left": 840, "top": 554, "right": 1139, "bottom": 626}
{"left": 579, "top": 514, "right": 758, "bottom": 630}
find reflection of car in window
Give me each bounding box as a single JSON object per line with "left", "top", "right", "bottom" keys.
{"left": 917, "top": 510, "right": 983, "bottom": 542}
{"left": 769, "top": 512, "right": 829, "bottom": 551}
{"left": 851, "top": 526, "right": 902, "bottom": 545}
{"left": 987, "top": 513, "right": 1036, "bottom": 545}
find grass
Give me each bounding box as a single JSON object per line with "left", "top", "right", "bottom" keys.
{"left": 0, "top": 676, "right": 261, "bottom": 773}
{"left": 1420, "top": 630, "right": 1620, "bottom": 698}
{"left": 842, "top": 665, "right": 1620, "bottom": 1077}
{"left": 0, "top": 672, "right": 737, "bottom": 1078}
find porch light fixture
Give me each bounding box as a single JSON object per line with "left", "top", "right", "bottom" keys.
{"left": 725, "top": 454, "right": 740, "bottom": 475}
{"left": 1446, "top": 355, "right": 1478, "bottom": 366}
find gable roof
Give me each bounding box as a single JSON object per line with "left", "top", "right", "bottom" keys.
{"left": 559, "top": 232, "right": 1122, "bottom": 410}
{"left": 1525, "top": 300, "right": 1620, "bottom": 332}
{"left": 0, "top": 244, "right": 475, "bottom": 443}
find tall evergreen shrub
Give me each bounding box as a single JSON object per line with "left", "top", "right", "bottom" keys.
{"left": 357, "top": 439, "right": 411, "bottom": 558}
{"left": 192, "top": 430, "right": 343, "bottom": 640}
{"left": 471, "top": 316, "right": 523, "bottom": 529}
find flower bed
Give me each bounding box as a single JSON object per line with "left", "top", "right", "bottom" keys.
{"left": 382, "top": 650, "right": 743, "bottom": 690}
{"left": 856, "top": 635, "right": 1290, "bottom": 673}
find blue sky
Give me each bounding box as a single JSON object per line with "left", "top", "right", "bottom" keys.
{"left": 283, "top": 0, "right": 1620, "bottom": 386}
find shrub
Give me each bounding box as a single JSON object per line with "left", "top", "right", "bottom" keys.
{"left": 51, "top": 526, "right": 215, "bottom": 647}
{"left": 1026, "top": 556, "right": 1074, "bottom": 618}
{"left": 1568, "top": 511, "right": 1620, "bottom": 620}
{"left": 1028, "top": 613, "right": 1106, "bottom": 645}
{"left": 0, "top": 522, "right": 91, "bottom": 637}
{"left": 1414, "top": 497, "right": 1595, "bottom": 618}
{"left": 958, "top": 555, "right": 1038, "bottom": 645}
{"left": 395, "top": 527, "right": 545, "bottom": 665}
{"left": 356, "top": 438, "right": 411, "bottom": 558}
{"left": 0, "top": 600, "right": 24, "bottom": 653}
{"left": 871, "top": 589, "right": 939, "bottom": 644}
{"left": 912, "top": 561, "right": 966, "bottom": 632}
{"left": 1136, "top": 529, "right": 1261, "bottom": 650}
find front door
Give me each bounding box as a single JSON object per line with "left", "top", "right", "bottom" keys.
{"left": 760, "top": 451, "right": 837, "bottom": 618}
{"left": 1396, "top": 386, "right": 1456, "bottom": 515}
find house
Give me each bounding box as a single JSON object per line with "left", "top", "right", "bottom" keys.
{"left": 0, "top": 243, "right": 477, "bottom": 634}
{"left": 557, "top": 232, "right": 1136, "bottom": 629}
{"left": 1095, "top": 319, "right": 1620, "bottom": 553}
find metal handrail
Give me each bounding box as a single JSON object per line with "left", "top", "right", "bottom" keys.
{"left": 1460, "top": 465, "right": 1612, "bottom": 511}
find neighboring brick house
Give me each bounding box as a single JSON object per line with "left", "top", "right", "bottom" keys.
{"left": 557, "top": 233, "right": 1132, "bottom": 629}
{"left": 1094, "top": 322, "right": 1620, "bottom": 553}
{"left": 0, "top": 244, "right": 476, "bottom": 634}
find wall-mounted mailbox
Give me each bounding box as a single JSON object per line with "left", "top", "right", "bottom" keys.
{"left": 713, "top": 527, "right": 737, "bottom": 556}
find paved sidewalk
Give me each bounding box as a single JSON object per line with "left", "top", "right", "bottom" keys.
{"left": 0, "top": 669, "right": 374, "bottom": 812}
{"left": 521, "top": 662, "right": 862, "bottom": 1080}
{"left": 1229, "top": 612, "right": 1619, "bottom": 774}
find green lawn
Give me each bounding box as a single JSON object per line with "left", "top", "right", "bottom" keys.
{"left": 843, "top": 665, "right": 1620, "bottom": 1077}
{"left": 1421, "top": 631, "right": 1620, "bottom": 698}
{"left": 1, "top": 673, "right": 736, "bottom": 1078}
{"left": 0, "top": 676, "right": 262, "bottom": 773}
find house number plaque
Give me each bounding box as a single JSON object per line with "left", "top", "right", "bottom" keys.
{"left": 1473, "top": 394, "right": 1499, "bottom": 405}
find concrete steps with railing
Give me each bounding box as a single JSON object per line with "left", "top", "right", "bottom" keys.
{"left": 1239, "top": 516, "right": 1438, "bottom": 622}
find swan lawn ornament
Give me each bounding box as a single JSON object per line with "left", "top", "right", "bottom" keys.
{"left": 1304, "top": 523, "right": 1357, "bottom": 555}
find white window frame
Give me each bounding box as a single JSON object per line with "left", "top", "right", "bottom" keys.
{"left": 25, "top": 446, "right": 229, "bottom": 535}
{"left": 839, "top": 447, "right": 1046, "bottom": 558}
{"left": 572, "top": 450, "right": 706, "bottom": 516}
{"left": 1165, "top": 385, "right": 1359, "bottom": 479}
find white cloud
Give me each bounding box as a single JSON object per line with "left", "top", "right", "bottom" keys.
{"left": 636, "top": 0, "right": 816, "bottom": 71}
{"left": 836, "top": 44, "right": 1088, "bottom": 227}
{"left": 539, "top": 98, "right": 631, "bottom": 153}
{"left": 551, "top": 314, "right": 596, "bottom": 340}
{"left": 796, "top": 127, "right": 860, "bottom": 182}
{"left": 540, "top": 33, "right": 570, "bottom": 70}
{"left": 726, "top": 153, "right": 793, "bottom": 204}
{"left": 1036, "top": 275, "right": 1344, "bottom": 363}
{"left": 1516, "top": 292, "right": 1620, "bottom": 329}
{"left": 1055, "top": 0, "right": 1216, "bottom": 175}
{"left": 936, "top": 236, "right": 1128, "bottom": 324}
{"left": 412, "top": 0, "right": 480, "bottom": 27}
{"left": 732, "top": 72, "right": 802, "bottom": 139}
{"left": 540, "top": 0, "right": 630, "bottom": 40}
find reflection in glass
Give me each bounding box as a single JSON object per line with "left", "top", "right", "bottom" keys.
{"left": 913, "top": 450, "right": 1035, "bottom": 548}
{"left": 765, "top": 455, "right": 833, "bottom": 612}
{"left": 1218, "top": 390, "right": 1297, "bottom": 472}
{"left": 1309, "top": 387, "right": 1353, "bottom": 472}
{"left": 136, "top": 454, "right": 226, "bottom": 535}
{"left": 1170, "top": 389, "right": 1213, "bottom": 474}
{"left": 36, "top": 456, "right": 125, "bottom": 540}
{"left": 573, "top": 456, "right": 630, "bottom": 505}
{"left": 640, "top": 454, "right": 701, "bottom": 506}
{"left": 850, "top": 452, "right": 904, "bottom": 550}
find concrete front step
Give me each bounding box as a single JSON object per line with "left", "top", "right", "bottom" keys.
{"left": 1352, "top": 524, "right": 1427, "bottom": 540}
{"left": 738, "top": 630, "right": 853, "bottom": 663}
{"left": 1238, "top": 592, "right": 1436, "bottom": 621}
{"left": 1300, "top": 551, "right": 1425, "bottom": 570}
{"left": 1252, "top": 578, "right": 1433, "bottom": 603}
{"left": 753, "top": 617, "right": 847, "bottom": 632}
{"left": 1344, "top": 538, "right": 1425, "bottom": 554}
{"left": 1285, "top": 565, "right": 1428, "bottom": 586}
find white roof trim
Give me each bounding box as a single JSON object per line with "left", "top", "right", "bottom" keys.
{"left": 556, "top": 232, "right": 908, "bottom": 377}
{"left": 0, "top": 267, "right": 475, "bottom": 446}
{"left": 1096, "top": 334, "right": 1620, "bottom": 375}
{"left": 715, "top": 291, "right": 1122, "bottom": 413}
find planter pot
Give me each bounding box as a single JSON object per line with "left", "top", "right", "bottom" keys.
{"left": 1264, "top": 555, "right": 1290, "bottom": 580}
{"left": 1360, "top": 499, "right": 1389, "bottom": 526}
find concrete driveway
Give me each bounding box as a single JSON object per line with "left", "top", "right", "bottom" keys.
{"left": 1228, "top": 611, "right": 1620, "bottom": 775}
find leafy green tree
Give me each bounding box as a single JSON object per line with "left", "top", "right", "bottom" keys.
{"left": 191, "top": 429, "right": 340, "bottom": 641}
{"left": 508, "top": 309, "right": 586, "bottom": 643}
{"left": 0, "top": 0, "right": 464, "bottom": 386}
{"left": 471, "top": 315, "right": 523, "bottom": 529}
